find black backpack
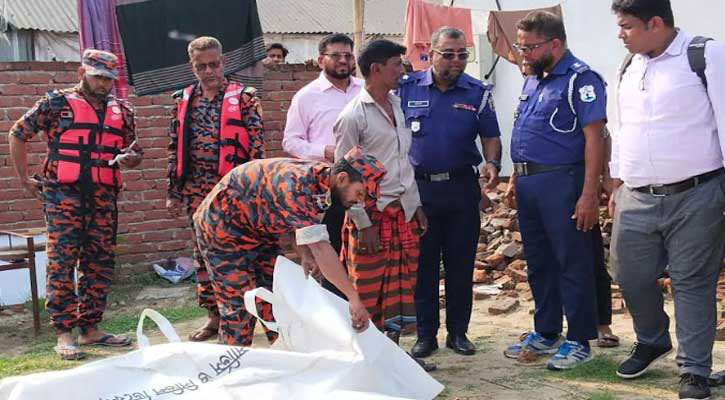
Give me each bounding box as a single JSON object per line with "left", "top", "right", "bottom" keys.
{"left": 618, "top": 36, "right": 713, "bottom": 89}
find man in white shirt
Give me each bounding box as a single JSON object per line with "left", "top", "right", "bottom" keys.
{"left": 608, "top": 1, "right": 725, "bottom": 398}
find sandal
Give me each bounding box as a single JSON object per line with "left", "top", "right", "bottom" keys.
{"left": 81, "top": 334, "right": 132, "bottom": 347}
{"left": 596, "top": 333, "right": 620, "bottom": 348}
{"left": 54, "top": 344, "right": 86, "bottom": 360}
{"left": 188, "top": 325, "right": 218, "bottom": 342}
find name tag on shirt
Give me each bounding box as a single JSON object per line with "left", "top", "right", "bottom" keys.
{"left": 407, "top": 100, "right": 429, "bottom": 108}
{"left": 453, "top": 103, "right": 476, "bottom": 112}
{"left": 519, "top": 94, "right": 529, "bottom": 101}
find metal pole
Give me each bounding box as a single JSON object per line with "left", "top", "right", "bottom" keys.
{"left": 353, "top": 0, "right": 365, "bottom": 77}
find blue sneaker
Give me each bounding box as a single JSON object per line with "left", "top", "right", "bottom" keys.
{"left": 546, "top": 341, "right": 593, "bottom": 370}
{"left": 504, "top": 331, "right": 563, "bottom": 359}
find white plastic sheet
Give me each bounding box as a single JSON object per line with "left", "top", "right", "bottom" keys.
{"left": 0, "top": 257, "right": 443, "bottom": 400}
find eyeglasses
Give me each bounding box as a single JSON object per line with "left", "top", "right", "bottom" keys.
{"left": 512, "top": 39, "right": 554, "bottom": 54}
{"left": 323, "top": 53, "right": 354, "bottom": 61}
{"left": 431, "top": 49, "right": 470, "bottom": 61}
{"left": 193, "top": 61, "right": 221, "bottom": 71}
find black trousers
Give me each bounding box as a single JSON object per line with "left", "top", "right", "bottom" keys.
{"left": 415, "top": 175, "right": 481, "bottom": 337}
{"left": 321, "top": 202, "right": 347, "bottom": 299}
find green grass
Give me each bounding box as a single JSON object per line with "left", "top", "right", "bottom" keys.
{"left": 588, "top": 390, "right": 618, "bottom": 400}
{"left": 0, "top": 302, "right": 205, "bottom": 378}
{"left": 101, "top": 302, "right": 206, "bottom": 334}
{"left": 545, "top": 355, "right": 671, "bottom": 384}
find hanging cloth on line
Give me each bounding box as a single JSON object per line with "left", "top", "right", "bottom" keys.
{"left": 115, "top": 0, "right": 266, "bottom": 96}
{"left": 403, "top": 0, "right": 474, "bottom": 71}
{"left": 487, "top": 4, "right": 563, "bottom": 66}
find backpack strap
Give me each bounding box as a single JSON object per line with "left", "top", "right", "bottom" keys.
{"left": 687, "top": 36, "right": 712, "bottom": 89}
{"left": 617, "top": 53, "right": 636, "bottom": 86}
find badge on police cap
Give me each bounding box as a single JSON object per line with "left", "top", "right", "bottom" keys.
{"left": 579, "top": 85, "right": 596, "bottom": 103}
{"left": 411, "top": 120, "right": 421, "bottom": 133}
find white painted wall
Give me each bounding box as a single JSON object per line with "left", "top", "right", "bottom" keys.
{"left": 437, "top": 0, "right": 725, "bottom": 175}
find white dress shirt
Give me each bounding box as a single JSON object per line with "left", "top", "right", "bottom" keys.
{"left": 282, "top": 72, "right": 363, "bottom": 161}
{"left": 611, "top": 30, "right": 725, "bottom": 187}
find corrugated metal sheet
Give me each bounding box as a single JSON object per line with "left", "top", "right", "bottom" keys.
{"left": 258, "top": 0, "right": 405, "bottom": 35}
{"left": 0, "top": 0, "right": 404, "bottom": 36}
{"left": 2, "top": 0, "right": 78, "bottom": 33}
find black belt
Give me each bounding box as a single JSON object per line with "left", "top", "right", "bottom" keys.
{"left": 513, "top": 161, "right": 583, "bottom": 176}
{"left": 633, "top": 168, "right": 724, "bottom": 196}
{"left": 415, "top": 166, "right": 477, "bottom": 182}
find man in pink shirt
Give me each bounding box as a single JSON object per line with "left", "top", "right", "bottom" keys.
{"left": 283, "top": 33, "right": 363, "bottom": 163}
{"left": 283, "top": 33, "right": 363, "bottom": 297}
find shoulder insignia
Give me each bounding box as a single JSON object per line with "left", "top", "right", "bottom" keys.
{"left": 570, "top": 61, "right": 590, "bottom": 74}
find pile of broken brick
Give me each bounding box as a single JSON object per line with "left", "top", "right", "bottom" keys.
{"left": 441, "top": 185, "right": 628, "bottom": 319}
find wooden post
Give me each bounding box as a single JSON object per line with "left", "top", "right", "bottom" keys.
{"left": 353, "top": 0, "right": 364, "bottom": 77}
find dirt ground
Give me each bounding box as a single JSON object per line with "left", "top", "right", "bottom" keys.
{"left": 148, "top": 294, "right": 725, "bottom": 400}
{"left": 5, "top": 285, "right": 725, "bottom": 399}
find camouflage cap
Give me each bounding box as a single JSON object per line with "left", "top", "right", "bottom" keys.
{"left": 343, "top": 146, "right": 387, "bottom": 200}
{"left": 82, "top": 49, "right": 118, "bottom": 79}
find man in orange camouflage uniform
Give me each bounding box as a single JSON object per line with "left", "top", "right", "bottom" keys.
{"left": 166, "top": 36, "right": 264, "bottom": 342}
{"left": 8, "top": 49, "right": 142, "bottom": 360}
{"left": 193, "top": 146, "right": 385, "bottom": 346}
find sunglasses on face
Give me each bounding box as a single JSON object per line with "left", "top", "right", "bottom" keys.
{"left": 193, "top": 61, "right": 221, "bottom": 71}
{"left": 432, "top": 49, "right": 470, "bottom": 60}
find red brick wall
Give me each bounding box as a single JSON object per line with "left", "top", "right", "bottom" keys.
{"left": 0, "top": 62, "right": 320, "bottom": 276}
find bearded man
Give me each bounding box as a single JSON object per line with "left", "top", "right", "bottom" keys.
{"left": 8, "top": 49, "right": 142, "bottom": 360}
{"left": 282, "top": 33, "right": 363, "bottom": 297}
{"left": 501, "top": 11, "right": 607, "bottom": 371}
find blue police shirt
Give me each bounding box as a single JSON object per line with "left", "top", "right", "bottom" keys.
{"left": 510, "top": 50, "right": 607, "bottom": 164}
{"left": 398, "top": 68, "right": 501, "bottom": 174}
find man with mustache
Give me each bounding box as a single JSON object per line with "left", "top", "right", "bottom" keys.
{"left": 8, "top": 49, "right": 142, "bottom": 360}
{"left": 283, "top": 33, "right": 363, "bottom": 298}
{"left": 502, "top": 11, "right": 606, "bottom": 370}
{"left": 398, "top": 26, "right": 502, "bottom": 359}
{"left": 193, "top": 146, "right": 386, "bottom": 345}
{"left": 166, "top": 36, "right": 265, "bottom": 343}
{"left": 334, "top": 39, "right": 434, "bottom": 371}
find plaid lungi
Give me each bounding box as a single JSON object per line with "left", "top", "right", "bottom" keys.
{"left": 341, "top": 201, "right": 420, "bottom": 333}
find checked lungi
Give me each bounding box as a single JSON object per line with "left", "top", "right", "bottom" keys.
{"left": 341, "top": 201, "right": 420, "bottom": 333}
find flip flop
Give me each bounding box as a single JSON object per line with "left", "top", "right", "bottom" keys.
{"left": 54, "top": 344, "right": 86, "bottom": 361}
{"left": 82, "top": 334, "right": 132, "bottom": 347}
{"left": 188, "top": 326, "right": 219, "bottom": 342}
{"left": 596, "top": 333, "right": 620, "bottom": 348}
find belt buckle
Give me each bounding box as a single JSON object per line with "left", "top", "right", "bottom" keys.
{"left": 649, "top": 184, "right": 666, "bottom": 197}
{"left": 430, "top": 172, "right": 450, "bottom": 182}
{"left": 515, "top": 162, "right": 528, "bottom": 176}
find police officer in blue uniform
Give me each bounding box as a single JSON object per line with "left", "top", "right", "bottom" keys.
{"left": 399, "top": 27, "right": 502, "bottom": 358}
{"left": 502, "top": 11, "right": 606, "bottom": 370}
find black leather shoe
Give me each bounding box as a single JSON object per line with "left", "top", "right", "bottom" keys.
{"left": 446, "top": 333, "right": 476, "bottom": 355}
{"left": 411, "top": 337, "right": 438, "bottom": 358}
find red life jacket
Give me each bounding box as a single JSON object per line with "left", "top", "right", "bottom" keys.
{"left": 175, "top": 83, "right": 250, "bottom": 181}
{"left": 48, "top": 93, "right": 125, "bottom": 188}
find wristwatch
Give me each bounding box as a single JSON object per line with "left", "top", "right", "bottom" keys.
{"left": 486, "top": 160, "right": 502, "bottom": 173}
